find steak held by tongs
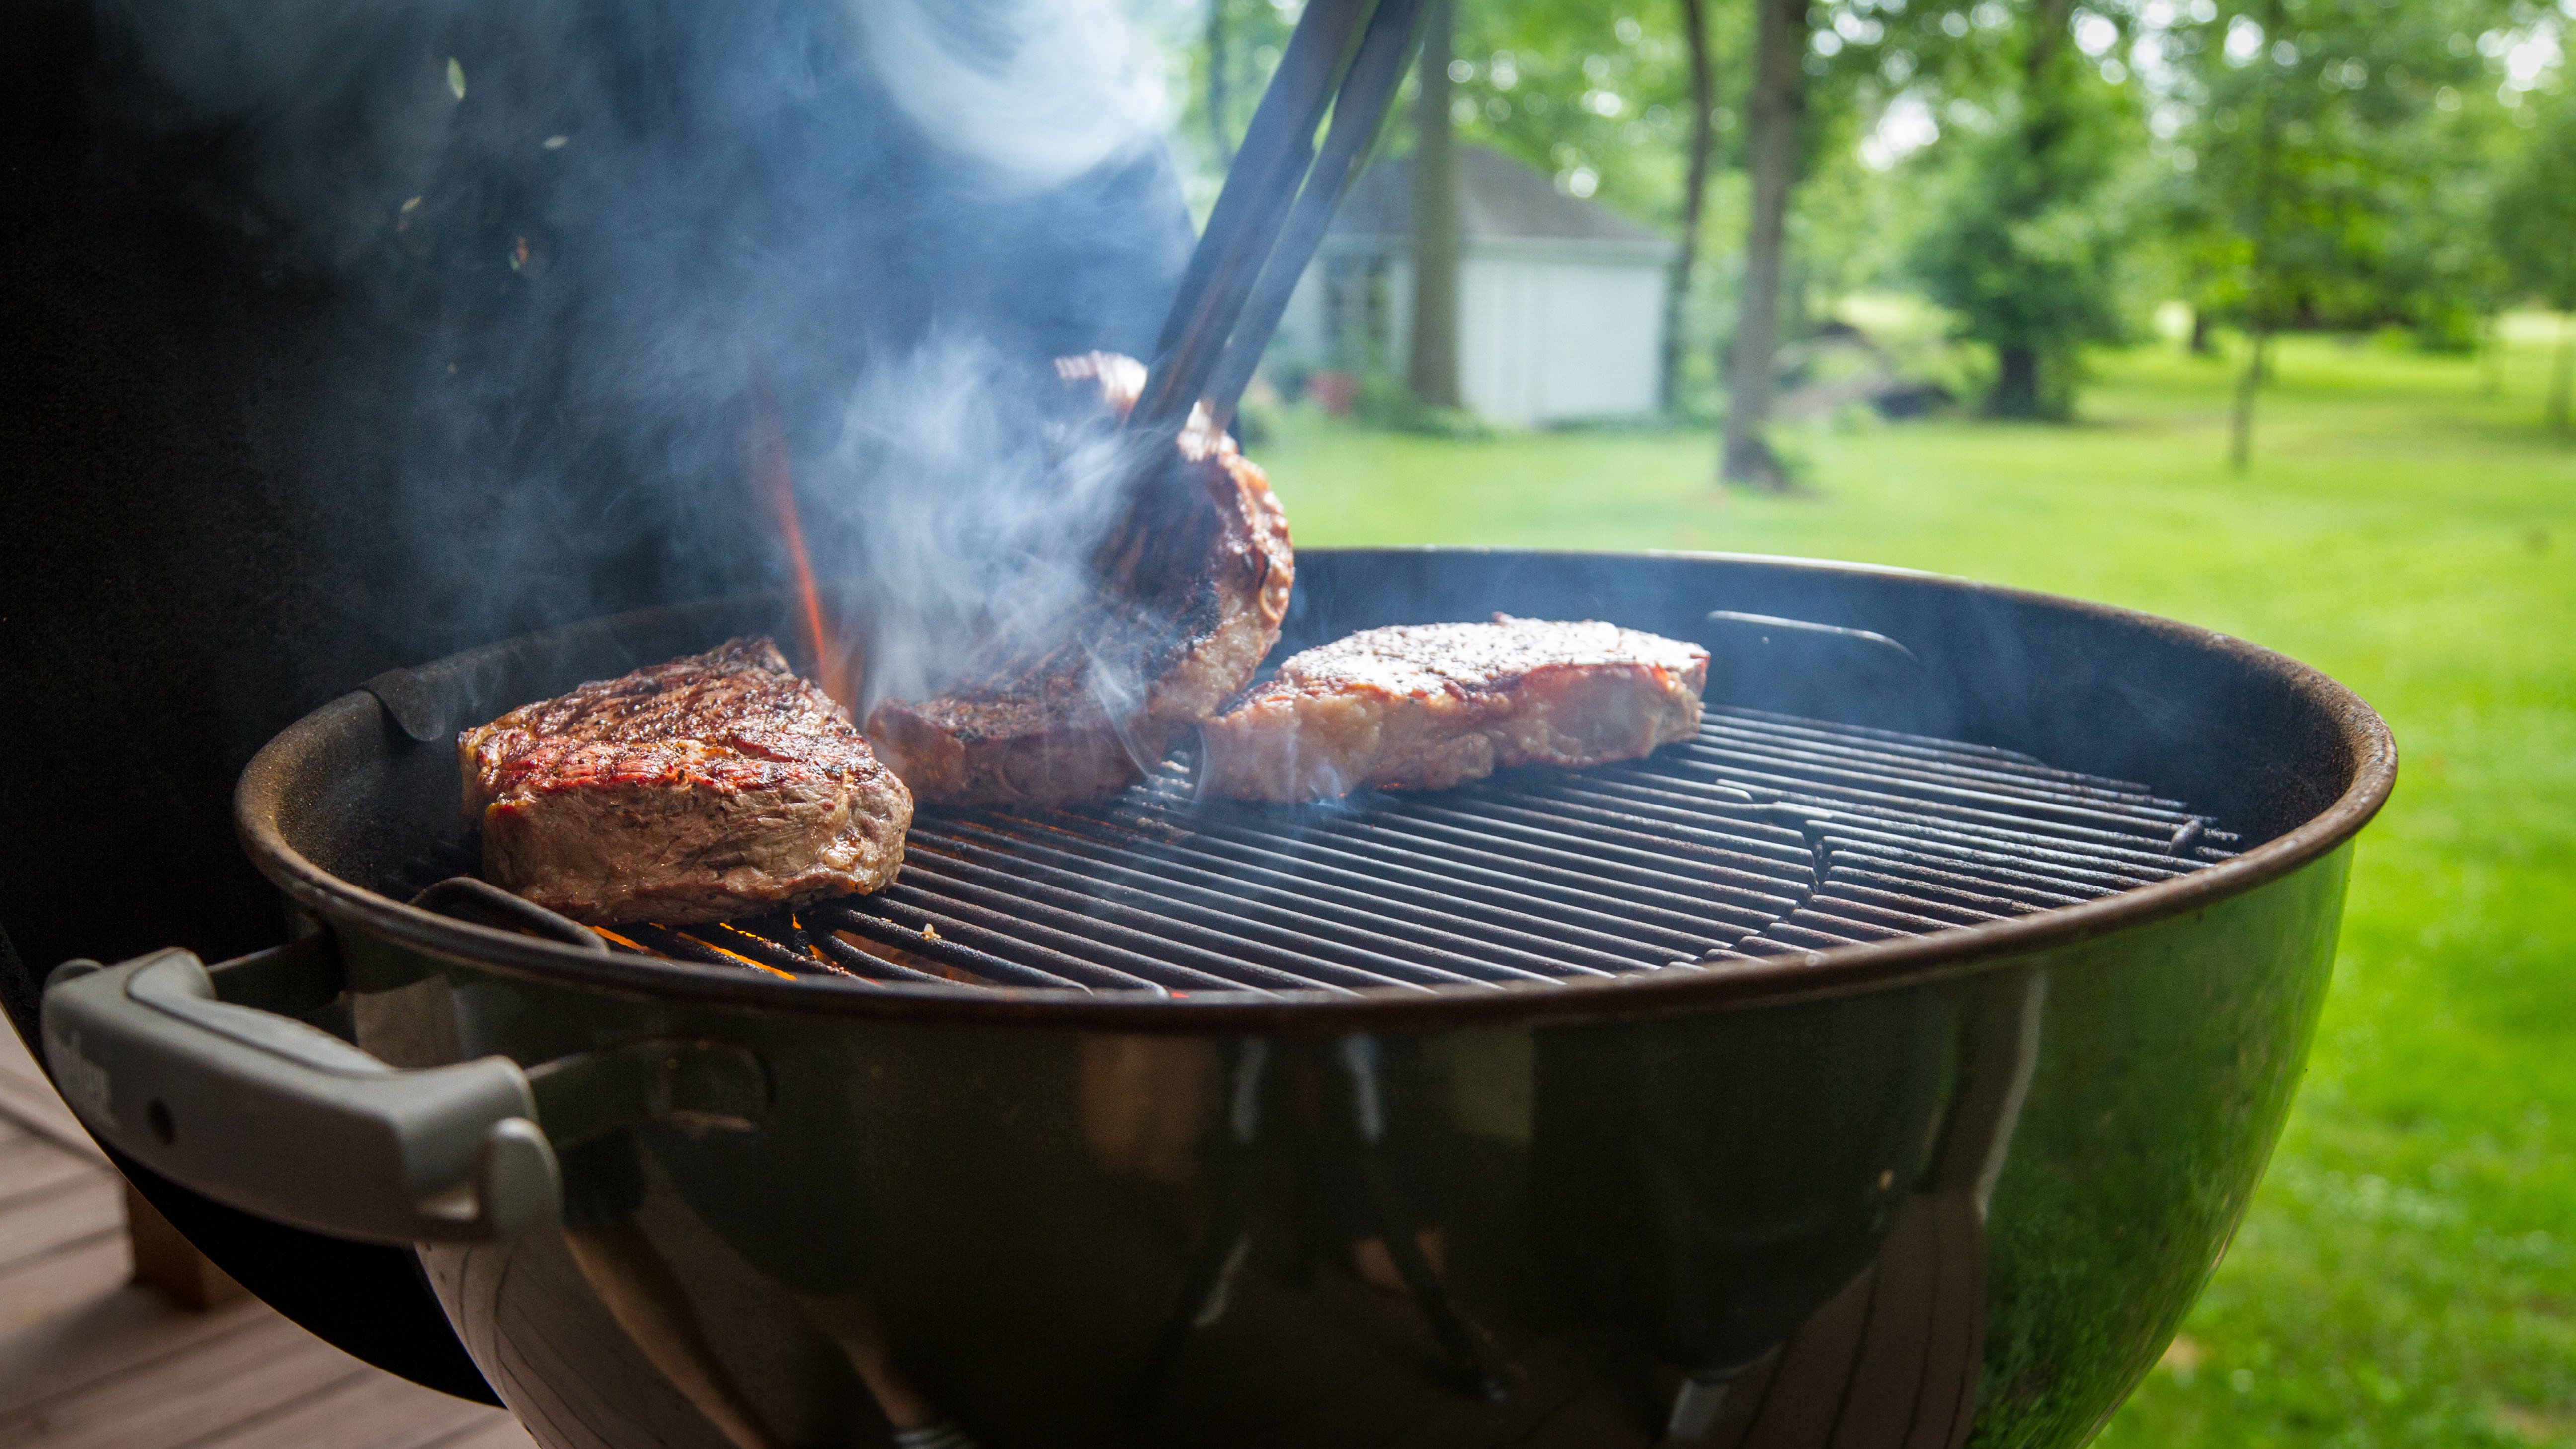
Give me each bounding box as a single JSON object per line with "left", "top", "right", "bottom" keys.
{"left": 1197, "top": 616, "right": 1709, "bottom": 802}
{"left": 459, "top": 637, "right": 912, "bottom": 924}
{"left": 864, "top": 353, "right": 1294, "bottom": 807}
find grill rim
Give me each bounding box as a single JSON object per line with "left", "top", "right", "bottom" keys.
{"left": 235, "top": 548, "right": 2397, "bottom": 1032}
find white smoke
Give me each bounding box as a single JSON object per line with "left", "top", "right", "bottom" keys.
{"left": 813, "top": 335, "right": 1151, "bottom": 709}
{"left": 90, "top": 0, "right": 1206, "bottom": 671}
{"left": 855, "top": 0, "right": 1174, "bottom": 194}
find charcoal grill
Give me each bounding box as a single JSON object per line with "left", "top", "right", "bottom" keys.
{"left": 45, "top": 548, "right": 2391, "bottom": 1449}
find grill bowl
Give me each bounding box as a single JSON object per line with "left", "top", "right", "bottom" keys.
{"left": 208, "top": 548, "right": 2386, "bottom": 1448}
{"left": 240, "top": 548, "right": 2386, "bottom": 1026}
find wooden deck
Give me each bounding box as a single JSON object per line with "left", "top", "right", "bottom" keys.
{"left": 0, "top": 1026, "right": 535, "bottom": 1449}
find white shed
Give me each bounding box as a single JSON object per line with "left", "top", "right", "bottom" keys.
{"left": 1274, "top": 145, "right": 1677, "bottom": 426}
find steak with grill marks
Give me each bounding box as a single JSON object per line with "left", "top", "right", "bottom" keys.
{"left": 864, "top": 352, "right": 1294, "bottom": 806}
{"left": 1197, "top": 616, "right": 1709, "bottom": 802}
{"left": 459, "top": 637, "right": 911, "bottom": 925}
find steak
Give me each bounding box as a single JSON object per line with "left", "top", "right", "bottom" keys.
{"left": 459, "top": 637, "right": 912, "bottom": 925}
{"left": 1196, "top": 616, "right": 1709, "bottom": 802}
{"left": 864, "top": 352, "right": 1294, "bottom": 806}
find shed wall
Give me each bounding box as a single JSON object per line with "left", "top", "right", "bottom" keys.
{"left": 1459, "top": 254, "right": 1667, "bottom": 425}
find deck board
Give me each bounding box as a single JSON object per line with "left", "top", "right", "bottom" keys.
{"left": 187, "top": 1358, "right": 511, "bottom": 1449}
{"left": 2, "top": 1311, "right": 366, "bottom": 1449}
{"left": 431, "top": 1418, "right": 558, "bottom": 1449}
{"left": 0, "top": 1179, "right": 129, "bottom": 1274}
{"left": 0, "top": 1285, "right": 269, "bottom": 1418}
{"left": 0, "top": 1231, "right": 130, "bottom": 1334}
{"left": 0, "top": 1134, "right": 103, "bottom": 1209}
{"left": 0, "top": 1027, "right": 534, "bottom": 1449}
{"left": 0, "top": 1032, "right": 100, "bottom": 1162}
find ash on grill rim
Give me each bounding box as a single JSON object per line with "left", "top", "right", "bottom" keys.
{"left": 233, "top": 554, "right": 2398, "bottom": 1031}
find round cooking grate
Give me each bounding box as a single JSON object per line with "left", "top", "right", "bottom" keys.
{"left": 398, "top": 706, "right": 2235, "bottom": 996}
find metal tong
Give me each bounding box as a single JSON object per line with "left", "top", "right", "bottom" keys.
{"left": 1130, "top": 0, "right": 1432, "bottom": 441}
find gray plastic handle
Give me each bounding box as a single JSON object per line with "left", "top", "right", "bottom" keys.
{"left": 41, "top": 947, "right": 561, "bottom": 1245}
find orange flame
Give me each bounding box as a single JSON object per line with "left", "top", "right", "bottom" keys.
{"left": 747, "top": 364, "right": 853, "bottom": 709}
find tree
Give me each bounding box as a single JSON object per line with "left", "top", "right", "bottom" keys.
{"left": 1663, "top": 0, "right": 1718, "bottom": 412}
{"left": 1443, "top": 0, "right": 1727, "bottom": 226}
{"left": 1174, "top": 0, "right": 1299, "bottom": 178}
{"left": 1724, "top": 0, "right": 1810, "bottom": 488}
{"left": 2490, "top": 95, "right": 2576, "bottom": 433}
{"left": 2152, "top": 0, "right": 2505, "bottom": 465}
{"left": 1909, "top": 2, "right": 2131, "bottom": 418}
{"left": 2224, "top": 0, "right": 2288, "bottom": 469}
{"left": 1412, "top": 0, "right": 1463, "bottom": 408}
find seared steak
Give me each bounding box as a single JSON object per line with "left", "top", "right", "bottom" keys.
{"left": 1197, "top": 616, "right": 1708, "bottom": 802}
{"left": 864, "top": 352, "right": 1294, "bottom": 806}
{"left": 460, "top": 637, "right": 911, "bottom": 925}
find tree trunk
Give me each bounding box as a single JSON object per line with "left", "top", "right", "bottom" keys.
{"left": 2230, "top": 0, "right": 2287, "bottom": 473}
{"left": 1408, "top": 0, "right": 1461, "bottom": 409}
{"left": 2551, "top": 311, "right": 2575, "bottom": 435}
{"left": 1992, "top": 346, "right": 2042, "bottom": 418}
{"left": 1205, "top": 0, "right": 1231, "bottom": 166}
{"left": 1662, "top": 0, "right": 1716, "bottom": 414}
{"left": 2188, "top": 308, "right": 2213, "bottom": 355}
{"left": 1722, "top": 0, "right": 1808, "bottom": 489}
{"left": 2229, "top": 326, "right": 2268, "bottom": 470}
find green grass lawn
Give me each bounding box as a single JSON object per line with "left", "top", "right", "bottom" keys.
{"left": 1252, "top": 333, "right": 2576, "bottom": 1447}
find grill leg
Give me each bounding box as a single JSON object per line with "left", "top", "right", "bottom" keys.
{"left": 1123, "top": 1041, "right": 1270, "bottom": 1418}
{"left": 1337, "top": 1037, "right": 1509, "bottom": 1402}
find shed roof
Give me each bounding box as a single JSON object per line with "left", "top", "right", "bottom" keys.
{"left": 1327, "top": 144, "right": 1674, "bottom": 259}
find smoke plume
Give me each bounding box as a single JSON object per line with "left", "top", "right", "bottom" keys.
{"left": 90, "top": 0, "right": 1201, "bottom": 679}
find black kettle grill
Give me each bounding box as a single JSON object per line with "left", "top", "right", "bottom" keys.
{"left": 39, "top": 549, "right": 2390, "bottom": 1448}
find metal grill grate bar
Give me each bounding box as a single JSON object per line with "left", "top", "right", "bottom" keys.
{"left": 924, "top": 820, "right": 1629, "bottom": 978}
{"left": 903, "top": 832, "right": 1558, "bottom": 991}
{"left": 483, "top": 705, "right": 2241, "bottom": 995}
{"left": 1089, "top": 802, "right": 1793, "bottom": 944}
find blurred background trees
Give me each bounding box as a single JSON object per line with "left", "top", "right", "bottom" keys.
{"left": 1167, "top": 0, "right": 2574, "bottom": 461}
{"left": 2488, "top": 86, "right": 2576, "bottom": 431}
{"left": 1906, "top": 6, "right": 2134, "bottom": 420}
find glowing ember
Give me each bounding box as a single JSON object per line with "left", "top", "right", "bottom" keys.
{"left": 660, "top": 922, "right": 796, "bottom": 979}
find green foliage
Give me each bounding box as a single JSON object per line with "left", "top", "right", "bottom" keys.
{"left": 1167, "top": 0, "right": 1300, "bottom": 196}
{"left": 1353, "top": 371, "right": 1501, "bottom": 438}
{"left": 1444, "top": 0, "right": 1728, "bottom": 228}
{"left": 1840, "top": 291, "right": 1998, "bottom": 402}
{"left": 2488, "top": 92, "right": 2576, "bottom": 312}
{"left": 1910, "top": 71, "right": 2137, "bottom": 416}
{"left": 2151, "top": 0, "right": 2517, "bottom": 335}
{"left": 1779, "top": 110, "right": 1915, "bottom": 305}
{"left": 1184, "top": 0, "right": 2569, "bottom": 431}
{"left": 1793, "top": 0, "right": 2152, "bottom": 416}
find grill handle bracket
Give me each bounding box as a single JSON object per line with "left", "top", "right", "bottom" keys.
{"left": 362, "top": 666, "right": 457, "bottom": 744}
{"left": 412, "top": 877, "right": 609, "bottom": 953}
{"left": 1700, "top": 611, "right": 1957, "bottom": 736}
{"left": 40, "top": 941, "right": 563, "bottom": 1245}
